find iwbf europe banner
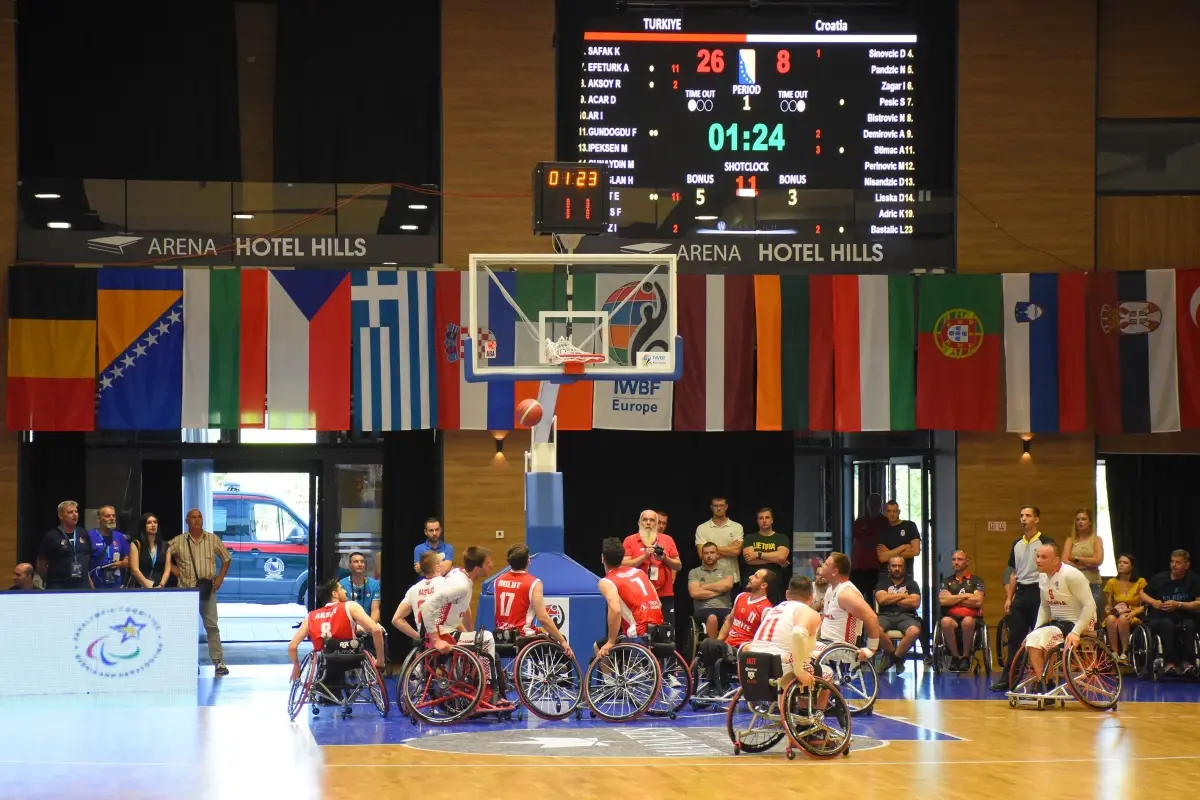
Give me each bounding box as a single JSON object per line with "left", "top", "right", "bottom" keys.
{"left": 591, "top": 274, "right": 674, "bottom": 430}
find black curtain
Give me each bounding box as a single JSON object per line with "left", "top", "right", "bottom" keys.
{"left": 559, "top": 431, "right": 795, "bottom": 619}
{"left": 17, "top": 1, "right": 241, "bottom": 181}
{"left": 140, "top": 459, "right": 185, "bottom": 541}
{"left": 273, "top": 1, "right": 441, "bottom": 184}
{"left": 1105, "top": 454, "right": 1197, "bottom": 576}
{"left": 17, "top": 434, "right": 87, "bottom": 562}
{"left": 380, "top": 431, "right": 442, "bottom": 661}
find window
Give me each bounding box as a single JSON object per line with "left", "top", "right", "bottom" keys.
{"left": 212, "top": 506, "right": 228, "bottom": 534}
{"left": 252, "top": 502, "right": 287, "bottom": 543}
{"left": 241, "top": 422, "right": 317, "bottom": 444}
{"left": 1095, "top": 460, "right": 1118, "bottom": 578}
{"left": 1097, "top": 120, "right": 1200, "bottom": 194}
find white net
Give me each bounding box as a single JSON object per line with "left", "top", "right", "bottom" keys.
{"left": 544, "top": 336, "right": 605, "bottom": 365}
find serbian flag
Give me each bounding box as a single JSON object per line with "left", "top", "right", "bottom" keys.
{"left": 1001, "top": 273, "right": 1088, "bottom": 433}
{"left": 674, "top": 275, "right": 755, "bottom": 431}
{"left": 1091, "top": 270, "right": 1179, "bottom": 434}
{"left": 754, "top": 275, "right": 833, "bottom": 431}
{"left": 1177, "top": 270, "right": 1200, "bottom": 430}
{"left": 265, "top": 270, "right": 351, "bottom": 430}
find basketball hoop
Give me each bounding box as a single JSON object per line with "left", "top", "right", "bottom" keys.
{"left": 544, "top": 336, "right": 604, "bottom": 366}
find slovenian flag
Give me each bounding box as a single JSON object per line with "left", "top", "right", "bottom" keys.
{"left": 1002, "top": 273, "right": 1088, "bottom": 433}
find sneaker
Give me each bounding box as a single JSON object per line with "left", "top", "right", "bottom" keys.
{"left": 989, "top": 679, "right": 1009, "bottom": 692}
{"left": 1182, "top": 664, "right": 1198, "bottom": 678}
{"left": 1164, "top": 664, "right": 1179, "bottom": 676}
{"left": 893, "top": 654, "right": 905, "bottom": 674}
{"left": 214, "top": 662, "right": 229, "bottom": 676}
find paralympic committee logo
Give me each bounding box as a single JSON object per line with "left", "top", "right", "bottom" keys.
{"left": 932, "top": 308, "right": 984, "bottom": 359}
{"left": 74, "top": 607, "right": 164, "bottom": 678}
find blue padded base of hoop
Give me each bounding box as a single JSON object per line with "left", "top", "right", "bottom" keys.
{"left": 463, "top": 336, "right": 684, "bottom": 384}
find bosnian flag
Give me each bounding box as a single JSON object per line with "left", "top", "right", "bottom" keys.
{"left": 1002, "top": 273, "right": 1088, "bottom": 433}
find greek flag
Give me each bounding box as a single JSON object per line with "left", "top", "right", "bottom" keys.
{"left": 351, "top": 270, "right": 437, "bottom": 431}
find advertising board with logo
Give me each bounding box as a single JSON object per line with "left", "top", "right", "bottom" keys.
{"left": 0, "top": 590, "right": 199, "bottom": 698}
{"left": 541, "top": 597, "right": 570, "bottom": 639}
{"left": 591, "top": 274, "right": 674, "bottom": 430}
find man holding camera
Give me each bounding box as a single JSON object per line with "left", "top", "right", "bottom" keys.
{"left": 161, "top": 508, "right": 232, "bottom": 676}
{"left": 623, "top": 510, "right": 682, "bottom": 624}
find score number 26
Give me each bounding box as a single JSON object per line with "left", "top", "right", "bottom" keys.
{"left": 697, "top": 49, "right": 795, "bottom": 73}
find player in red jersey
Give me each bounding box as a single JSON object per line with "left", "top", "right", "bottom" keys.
{"left": 288, "top": 578, "right": 384, "bottom": 683}
{"left": 391, "top": 551, "right": 447, "bottom": 642}
{"left": 596, "top": 537, "right": 664, "bottom": 658}
{"left": 494, "top": 544, "right": 572, "bottom": 658}
{"left": 695, "top": 568, "right": 775, "bottom": 695}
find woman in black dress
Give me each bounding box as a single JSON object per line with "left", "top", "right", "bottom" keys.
{"left": 128, "top": 512, "right": 168, "bottom": 589}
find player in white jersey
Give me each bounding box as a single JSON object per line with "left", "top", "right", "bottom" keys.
{"left": 1023, "top": 543, "right": 1097, "bottom": 679}
{"left": 744, "top": 575, "right": 826, "bottom": 687}
{"left": 391, "top": 551, "right": 447, "bottom": 641}
{"left": 815, "top": 552, "right": 884, "bottom": 663}
{"left": 420, "top": 546, "right": 497, "bottom": 659}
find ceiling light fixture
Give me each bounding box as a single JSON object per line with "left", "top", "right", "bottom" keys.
{"left": 233, "top": 213, "right": 254, "bottom": 219}
{"left": 400, "top": 224, "right": 418, "bottom": 231}
{"left": 47, "top": 221, "right": 71, "bottom": 229}
{"left": 34, "top": 193, "right": 61, "bottom": 200}
{"left": 408, "top": 204, "right": 429, "bottom": 210}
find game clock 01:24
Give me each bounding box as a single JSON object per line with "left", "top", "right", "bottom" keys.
{"left": 532, "top": 162, "right": 610, "bottom": 236}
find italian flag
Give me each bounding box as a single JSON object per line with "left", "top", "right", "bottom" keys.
{"left": 182, "top": 268, "right": 268, "bottom": 428}
{"left": 754, "top": 275, "right": 833, "bottom": 431}
{"left": 831, "top": 275, "right": 916, "bottom": 431}
{"left": 916, "top": 274, "right": 1003, "bottom": 431}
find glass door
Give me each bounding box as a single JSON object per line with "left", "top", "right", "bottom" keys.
{"left": 888, "top": 456, "right": 930, "bottom": 597}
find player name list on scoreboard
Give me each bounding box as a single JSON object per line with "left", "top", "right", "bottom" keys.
{"left": 574, "top": 18, "right": 923, "bottom": 236}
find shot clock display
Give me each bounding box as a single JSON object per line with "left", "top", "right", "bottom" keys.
{"left": 532, "top": 162, "right": 611, "bottom": 235}
{"left": 555, "top": 4, "right": 955, "bottom": 244}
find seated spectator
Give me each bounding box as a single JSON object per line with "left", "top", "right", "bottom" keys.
{"left": 10, "top": 563, "right": 38, "bottom": 591}
{"left": 688, "top": 543, "right": 736, "bottom": 640}
{"left": 1102, "top": 553, "right": 1145, "bottom": 664}
{"left": 1139, "top": 550, "right": 1200, "bottom": 676}
{"left": 938, "top": 549, "right": 985, "bottom": 672}
{"left": 875, "top": 556, "right": 923, "bottom": 672}
{"left": 340, "top": 552, "right": 381, "bottom": 623}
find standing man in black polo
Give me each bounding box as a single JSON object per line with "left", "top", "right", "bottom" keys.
{"left": 36, "top": 500, "right": 93, "bottom": 590}
{"left": 877, "top": 500, "right": 921, "bottom": 576}
{"left": 990, "top": 505, "right": 1054, "bottom": 691}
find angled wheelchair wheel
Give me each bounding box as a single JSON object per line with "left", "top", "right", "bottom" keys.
{"left": 782, "top": 677, "right": 853, "bottom": 759}
{"left": 1008, "top": 642, "right": 1033, "bottom": 692}
{"left": 402, "top": 646, "right": 485, "bottom": 725}
{"left": 817, "top": 643, "right": 878, "bottom": 715}
{"left": 980, "top": 623, "right": 993, "bottom": 676}
{"left": 288, "top": 652, "right": 318, "bottom": 721}
{"left": 513, "top": 639, "right": 583, "bottom": 721}
{"left": 362, "top": 653, "right": 391, "bottom": 717}
{"left": 648, "top": 650, "right": 692, "bottom": 717}
{"left": 584, "top": 642, "right": 661, "bottom": 723}
{"left": 1127, "top": 624, "right": 1152, "bottom": 679}
{"left": 995, "top": 617, "right": 1010, "bottom": 672}
{"left": 1064, "top": 638, "right": 1122, "bottom": 711}
{"left": 724, "top": 687, "right": 785, "bottom": 754}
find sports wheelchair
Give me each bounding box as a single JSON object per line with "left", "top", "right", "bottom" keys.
{"left": 689, "top": 641, "right": 740, "bottom": 712}
{"left": 931, "top": 615, "right": 992, "bottom": 677}
{"left": 288, "top": 636, "right": 390, "bottom": 721}
{"left": 1006, "top": 631, "right": 1121, "bottom": 711}
{"left": 726, "top": 649, "right": 853, "bottom": 760}
{"left": 1127, "top": 619, "right": 1200, "bottom": 681}
{"left": 399, "top": 630, "right": 520, "bottom": 725}
{"left": 583, "top": 623, "right": 692, "bottom": 722}
{"left": 814, "top": 640, "right": 879, "bottom": 715}
{"left": 494, "top": 628, "right": 584, "bottom": 721}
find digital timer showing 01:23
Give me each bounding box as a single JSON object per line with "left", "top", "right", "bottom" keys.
{"left": 708, "top": 122, "right": 786, "bottom": 152}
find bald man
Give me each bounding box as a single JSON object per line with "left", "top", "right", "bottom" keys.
{"left": 623, "top": 509, "right": 682, "bottom": 623}
{"left": 938, "top": 550, "right": 985, "bottom": 671}
{"left": 10, "top": 563, "right": 37, "bottom": 591}
{"left": 163, "top": 508, "right": 233, "bottom": 675}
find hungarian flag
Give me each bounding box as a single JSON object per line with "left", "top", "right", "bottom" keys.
{"left": 754, "top": 275, "right": 833, "bottom": 431}
{"left": 916, "top": 274, "right": 1003, "bottom": 431}
{"left": 1178, "top": 270, "right": 1200, "bottom": 429}
{"left": 674, "top": 274, "right": 755, "bottom": 431}
{"left": 1091, "top": 270, "right": 1179, "bottom": 434}
{"left": 831, "top": 274, "right": 915, "bottom": 431}
{"left": 1001, "top": 272, "right": 1088, "bottom": 433}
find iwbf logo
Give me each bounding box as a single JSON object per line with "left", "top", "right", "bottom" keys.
{"left": 611, "top": 379, "right": 664, "bottom": 415}
{"left": 591, "top": 274, "right": 674, "bottom": 431}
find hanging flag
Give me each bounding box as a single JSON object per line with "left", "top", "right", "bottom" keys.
{"left": 755, "top": 275, "right": 834, "bottom": 431}
{"left": 674, "top": 274, "right": 755, "bottom": 431}
{"left": 592, "top": 272, "right": 674, "bottom": 431}
{"left": 916, "top": 274, "right": 1003, "bottom": 431}
{"left": 1177, "top": 270, "right": 1200, "bottom": 430}
{"left": 433, "top": 270, "right": 517, "bottom": 430}
{"left": 182, "top": 268, "right": 267, "bottom": 429}
{"left": 831, "top": 274, "right": 915, "bottom": 432}
{"left": 97, "top": 269, "right": 184, "bottom": 430}
{"left": 513, "top": 272, "right": 596, "bottom": 430}
{"left": 351, "top": 270, "right": 437, "bottom": 431}
{"left": 1091, "top": 270, "right": 1179, "bottom": 434}
{"left": 1002, "top": 272, "right": 1088, "bottom": 433}
{"left": 6, "top": 266, "right": 96, "bottom": 431}
{"left": 265, "top": 270, "right": 351, "bottom": 430}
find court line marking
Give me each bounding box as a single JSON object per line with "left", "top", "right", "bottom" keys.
{"left": 870, "top": 712, "right": 970, "bottom": 742}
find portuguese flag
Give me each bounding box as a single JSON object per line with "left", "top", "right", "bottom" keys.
{"left": 916, "top": 274, "right": 1003, "bottom": 431}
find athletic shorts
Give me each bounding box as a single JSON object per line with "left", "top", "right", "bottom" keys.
{"left": 1024, "top": 620, "right": 1076, "bottom": 650}
{"left": 878, "top": 612, "right": 923, "bottom": 634}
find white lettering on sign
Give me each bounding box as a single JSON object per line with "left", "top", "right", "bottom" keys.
{"left": 643, "top": 18, "right": 682, "bottom": 31}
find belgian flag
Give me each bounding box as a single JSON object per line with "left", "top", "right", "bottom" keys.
{"left": 6, "top": 266, "right": 98, "bottom": 431}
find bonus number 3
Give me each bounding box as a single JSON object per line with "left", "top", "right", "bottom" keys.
{"left": 697, "top": 48, "right": 725, "bottom": 73}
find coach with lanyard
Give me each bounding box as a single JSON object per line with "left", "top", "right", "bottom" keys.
{"left": 991, "top": 505, "right": 1054, "bottom": 692}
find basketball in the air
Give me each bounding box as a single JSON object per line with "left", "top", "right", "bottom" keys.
{"left": 517, "top": 398, "right": 543, "bottom": 427}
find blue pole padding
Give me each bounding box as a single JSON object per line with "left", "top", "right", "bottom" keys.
{"left": 526, "top": 471, "right": 564, "bottom": 554}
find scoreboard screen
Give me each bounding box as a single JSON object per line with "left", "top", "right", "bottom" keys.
{"left": 555, "top": 3, "right": 956, "bottom": 250}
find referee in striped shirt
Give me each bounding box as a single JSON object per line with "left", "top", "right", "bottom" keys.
{"left": 990, "top": 506, "right": 1054, "bottom": 692}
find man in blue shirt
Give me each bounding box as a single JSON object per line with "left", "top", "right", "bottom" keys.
{"left": 413, "top": 517, "right": 454, "bottom": 574}
{"left": 88, "top": 505, "right": 130, "bottom": 589}
{"left": 338, "top": 552, "right": 381, "bottom": 622}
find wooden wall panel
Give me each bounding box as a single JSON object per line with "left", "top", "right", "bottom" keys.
{"left": 441, "top": 0, "right": 556, "bottom": 267}
{"left": 0, "top": 3, "right": 19, "bottom": 566}
{"left": 957, "top": 1, "right": 1096, "bottom": 274}
{"left": 1098, "top": 196, "right": 1200, "bottom": 271}
{"left": 956, "top": 434, "right": 1096, "bottom": 623}
{"left": 1098, "top": 0, "right": 1200, "bottom": 118}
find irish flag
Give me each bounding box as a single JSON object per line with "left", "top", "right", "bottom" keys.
{"left": 916, "top": 274, "right": 1003, "bottom": 431}
{"left": 831, "top": 275, "right": 916, "bottom": 431}
{"left": 754, "top": 275, "right": 833, "bottom": 431}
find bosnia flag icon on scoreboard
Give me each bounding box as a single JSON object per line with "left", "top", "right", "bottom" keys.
{"left": 738, "top": 49, "right": 756, "bottom": 85}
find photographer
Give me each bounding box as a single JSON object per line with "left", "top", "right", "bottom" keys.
{"left": 622, "top": 510, "right": 682, "bottom": 624}
{"left": 160, "top": 508, "right": 233, "bottom": 676}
